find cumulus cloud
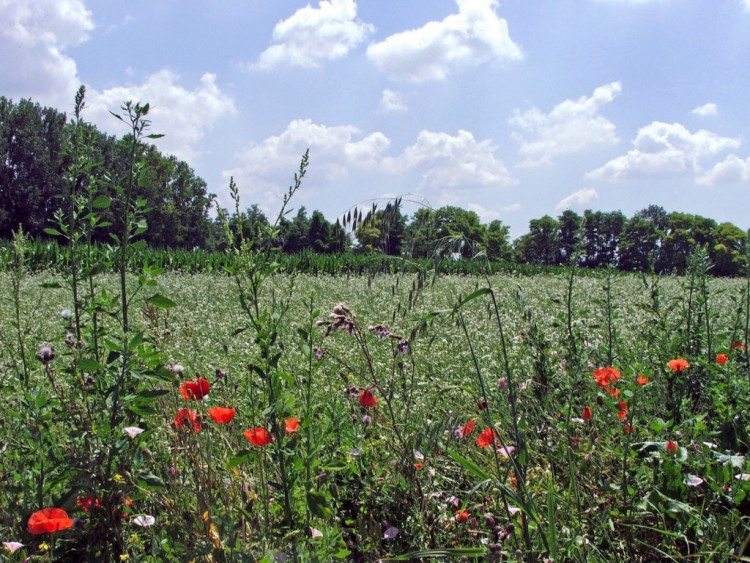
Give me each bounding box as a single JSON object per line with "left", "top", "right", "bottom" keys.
{"left": 85, "top": 72, "right": 236, "bottom": 163}
{"left": 509, "top": 82, "right": 621, "bottom": 167}
{"left": 223, "top": 119, "right": 391, "bottom": 208}
{"left": 366, "top": 0, "right": 522, "bottom": 82}
{"left": 0, "top": 0, "right": 93, "bottom": 107}
{"left": 586, "top": 121, "right": 740, "bottom": 181}
{"left": 554, "top": 187, "right": 599, "bottom": 214}
{"left": 383, "top": 129, "right": 517, "bottom": 190}
{"left": 380, "top": 89, "right": 407, "bottom": 112}
{"left": 467, "top": 202, "right": 520, "bottom": 223}
{"left": 696, "top": 154, "right": 750, "bottom": 185}
{"left": 254, "top": 0, "right": 374, "bottom": 69}
{"left": 691, "top": 103, "right": 717, "bottom": 117}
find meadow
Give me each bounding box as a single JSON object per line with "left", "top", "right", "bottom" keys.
{"left": 2, "top": 251, "right": 750, "bottom": 561}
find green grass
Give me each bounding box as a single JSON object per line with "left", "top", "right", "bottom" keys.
{"left": 1, "top": 268, "right": 749, "bottom": 561}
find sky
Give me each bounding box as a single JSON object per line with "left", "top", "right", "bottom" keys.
{"left": 2, "top": 0, "right": 750, "bottom": 239}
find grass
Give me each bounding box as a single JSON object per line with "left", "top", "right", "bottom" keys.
{"left": 1, "top": 266, "right": 750, "bottom": 561}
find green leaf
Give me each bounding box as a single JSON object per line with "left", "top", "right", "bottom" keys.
{"left": 332, "top": 549, "right": 351, "bottom": 559}
{"left": 43, "top": 227, "right": 63, "bottom": 237}
{"left": 306, "top": 490, "right": 331, "bottom": 518}
{"left": 92, "top": 195, "right": 112, "bottom": 209}
{"left": 147, "top": 294, "right": 177, "bottom": 308}
{"left": 137, "top": 472, "right": 166, "bottom": 490}
{"left": 78, "top": 358, "right": 103, "bottom": 371}
{"left": 227, "top": 450, "right": 253, "bottom": 469}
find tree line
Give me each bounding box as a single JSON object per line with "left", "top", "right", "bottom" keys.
{"left": 1, "top": 95, "right": 748, "bottom": 275}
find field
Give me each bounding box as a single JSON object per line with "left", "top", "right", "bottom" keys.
{"left": 2, "top": 256, "right": 750, "bottom": 562}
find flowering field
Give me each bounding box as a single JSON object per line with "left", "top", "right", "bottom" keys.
{"left": 1, "top": 260, "right": 750, "bottom": 562}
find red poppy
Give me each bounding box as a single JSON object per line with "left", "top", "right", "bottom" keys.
{"left": 208, "top": 407, "right": 236, "bottom": 424}
{"left": 284, "top": 417, "right": 300, "bottom": 435}
{"left": 455, "top": 509, "right": 470, "bottom": 523}
{"left": 668, "top": 358, "right": 690, "bottom": 372}
{"left": 582, "top": 406, "right": 592, "bottom": 421}
{"left": 180, "top": 377, "right": 210, "bottom": 400}
{"left": 593, "top": 366, "right": 621, "bottom": 397}
{"left": 415, "top": 462, "right": 424, "bottom": 470}
{"left": 244, "top": 427, "right": 273, "bottom": 447}
{"left": 636, "top": 373, "right": 649, "bottom": 386}
{"left": 462, "top": 420, "right": 475, "bottom": 437}
{"left": 509, "top": 471, "right": 519, "bottom": 488}
{"left": 359, "top": 389, "right": 378, "bottom": 408}
{"left": 617, "top": 402, "right": 628, "bottom": 420}
{"left": 475, "top": 427, "right": 498, "bottom": 448}
{"left": 76, "top": 496, "right": 100, "bottom": 513}
{"left": 624, "top": 424, "right": 634, "bottom": 434}
{"left": 28, "top": 508, "right": 74, "bottom": 535}
{"left": 733, "top": 341, "right": 746, "bottom": 350}
{"left": 666, "top": 441, "right": 679, "bottom": 455}
{"left": 716, "top": 354, "right": 729, "bottom": 365}
{"left": 174, "top": 409, "right": 201, "bottom": 432}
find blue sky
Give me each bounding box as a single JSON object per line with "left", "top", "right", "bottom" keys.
{"left": 2, "top": 0, "right": 750, "bottom": 238}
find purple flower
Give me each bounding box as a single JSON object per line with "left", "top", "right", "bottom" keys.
{"left": 397, "top": 339, "right": 410, "bottom": 355}
{"left": 36, "top": 346, "right": 55, "bottom": 364}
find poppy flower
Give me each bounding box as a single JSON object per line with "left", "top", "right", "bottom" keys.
{"left": 76, "top": 496, "right": 100, "bottom": 513}
{"left": 716, "top": 354, "right": 729, "bottom": 365}
{"left": 668, "top": 358, "right": 690, "bottom": 372}
{"left": 244, "top": 427, "right": 273, "bottom": 447}
{"left": 624, "top": 424, "right": 634, "bottom": 434}
{"left": 636, "top": 373, "right": 649, "bottom": 386}
{"left": 476, "top": 427, "right": 498, "bottom": 448}
{"left": 592, "top": 366, "right": 621, "bottom": 397}
{"left": 208, "top": 407, "right": 236, "bottom": 424}
{"left": 455, "top": 509, "right": 470, "bottom": 523}
{"left": 28, "top": 508, "right": 74, "bottom": 535}
{"left": 174, "top": 409, "right": 201, "bottom": 432}
{"left": 666, "top": 441, "right": 679, "bottom": 455}
{"left": 617, "top": 402, "right": 628, "bottom": 420}
{"left": 415, "top": 462, "right": 424, "bottom": 470}
{"left": 582, "top": 406, "right": 592, "bottom": 421}
{"left": 180, "top": 377, "right": 210, "bottom": 400}
{"left": 733, "top": 341, "right": 746, "bottom": 350}
{"left": 284, "top": 417, "right": 300, "bottom": 435}
{"left": 461, "top": 420, "right": 475, "bottom": 437}
{"left": 359, "top": 389, "right": 378, "bottom": 408}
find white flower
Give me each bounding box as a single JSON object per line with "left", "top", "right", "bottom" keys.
{"left": 133, "top": 515, "right": 155, "bottom": 527}
{"left": 684, "top": 475, "right": 704, "bottom": 487}
{"left": 60, "top": 309, "right": 72, "bottom": 320}
{"left": 123, "top": 427, "right": 145, "bottom": 439}
{"left": 383, "top": 526, "right": 399, "bottom": 540}
{"left": 3, "top": 542, "right": 24, "bottom": 553}
{"left": 310, "top": 527, "right": 323, "bottom": 538}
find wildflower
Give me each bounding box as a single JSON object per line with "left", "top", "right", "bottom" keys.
{"left": 498, "top": 377, "right": 507, "bottom": 391}
{"left": 684, "top": 475, "right": 703, "bottom": 487}
{"left": 624, "top": 424, "right": 634, "bottom": 434}
{"left": 284, "top": 417, "right": 300, "bottom": 434}
{"left": 359, "top": 389, "right": 378, "bottom": 408}
{"left": 36, "top": 345, "right": 55, "bottom": 364}
{"left": 368, "top": 324, "right": 390, "bottom": 340}
{"left": 76, "top": 495, "right": 100, "bottom": 512}
{"left": 666, "top": 441, "right": 679, "bottom": 455}
{"left": 733, "top": 341, "right": 746, "bottom": 350}
{"left": 180, "top": 377, "right": 210, "bottom": 400}
{"left": 113, "top": 473, "right": 125, "bottom": 484}
{"left": 309, "top": 527, "right": 323, "bottom": 538}
{"left": 133, "top": 515, "right": 155, "bottom": 527}
{"left": 477, "top": 399, "right": 488, "bottom": 410}
{"left": 120, "top": 555, "right": 129, "bottom": 561}
{"left": 65, "top": 332, "right": 75, "bottom": 346}
{"left": 3, "top": 542, "right": 24, "bottom": 554}
{"left": 636, "top": 373, "right": 649, "bottom": 385}
{"left": 28, "top": 508, "right": 74, "bottom": 535}
{"left": 123, "top": 427, "right": 145, "bottom": 439}
{"left": 397, "top": 339, "right": 410, "bottom": 355}
{"left": 39, "top": 543, "right": 49, "bottom": 552}
{"left": 582, "top": 406, "right": 592, "bottom": 421}
{"left": 592, "top": 366, "right": 621, "bottom": 397}
{"left": 208, "top": 407, "right": 236, "bottom": 424}
{"left": 363, "top": 414, "right": 372, "bottom": 426}
{"left": 617, "top": 402, "right": 628, "bottom": 420}
{"left": 168, "top": 363, "right": 185, "bottom": 374}
{"left": 476, "top": 427, "right": 498, "bottom": 448}
{"left": 244, "top": 427, "right": 273, "bottom": 447}
{"left": 668, "top": 358, "right": 690, "bottom": 372}
{"left": 60, "top": 308, "right": 72, "bottom": 320}
{"left": 461, "top": 420, "right": 475, "bottom": 437}
{"left": 384, "top": 526, "right": 400, "bottom": 539}
{"left": 174, "top": 409, "right": 201, "bottom": 432}
{"left": 455, "top": 509, "right": 470, "bottom": 523}
{"left": 415, "top": 463, "right": 423, "bottom": 470}
{"left": 716, "top": 353, "right": 729, "bottom": 365}
{"left": 509, "top": 471, "right": 519, "bottom": 488}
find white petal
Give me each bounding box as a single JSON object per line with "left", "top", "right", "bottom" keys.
{"left": 134, "top": 515, "right": 155, "bottom": 527}
{"left": 123, "top": 427, "right": 145, "bottom": 439}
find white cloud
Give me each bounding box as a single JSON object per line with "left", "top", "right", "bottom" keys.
{"left": 743, "top": 0, "right": 750, "bottom": 11}
{"left": 691, "top": 103, "right": 717, "bottom": 117}
{"left": 86, "top": 72, "right": 236, "bottom": 163}
{"left": 586, "top": 121, "right": 741, "bottom": 181}
{"left": 696, "top": 154, "right": 750, "bottom": 185}
{"left": 223, "top": 118, "right": 391, "bottom": 208}
{"left": 467, "top": 202, "right": 521, "bottom": 223}
{"left": 366, "top": 0, "right": 522, "bottom": 82}
{"left": 0, "top": 0, "right": 94, "bottom": 107}
{"left": 255, "top": 0, "right": 374, "bottom": 69}
{"left": 383, "top": 129, "right": 517, "bottom": 190}
{"left": 509, "top": 82, "right": 621, "bottom": 167}
{"left": 380, "top": 89, "right": 407, "bottom": 112}
{"left": 554, "top": 187, "right": 599, "bottom": 214}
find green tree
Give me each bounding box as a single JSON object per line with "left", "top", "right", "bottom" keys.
{"left": 557, "top": 210, "right": 582, "bottom": 265}
{"left": 485, "top": 219, "right": 513, "bottom": 261}
{"left": 307, "top": 210, "right": 332, "bottom": 253}
{"left": 514, "top": 215, "right": 560, "bottom": 265}
{"left": 581, "top": 210, "right": 625, "bottom": 268}
{"left": 404, "top": 208, "right": 438, "bottom": 258}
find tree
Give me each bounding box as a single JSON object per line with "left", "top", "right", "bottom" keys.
{"left": 353, "top": 200, "right": 406, "bottom": 255}
{"left": 581, "top": 210, "right": 625, "bottom": 268}
{"left": 485, "top": 220, "right": 513, "bottom": 261}
{"left": 307, "top": 210, "right": 332, "bottom": 253}
{"left": 514, "top": 215, "right": 560, "bottom": 265}
{"left": 557, "top": 210, "right": 582, "bottom": 265}
{"left": 710, "top": 223, "right": 746, "bottom": 276}
{"left": 404, "top": 208, "right": 438, "bottom": 258}
{"left": 0, "top": 97, "right": 68, "bottom": 237}
{"left": 279, "top": 207, "right": 310, "bottom": 253}
{"left": 432, "top": 206, "right": 485, "bottom": 258}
